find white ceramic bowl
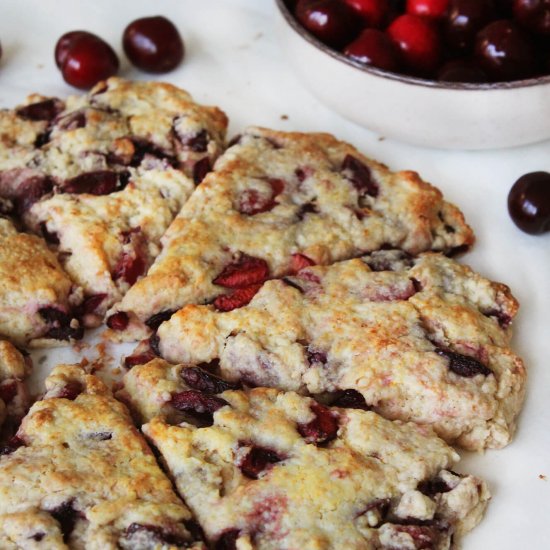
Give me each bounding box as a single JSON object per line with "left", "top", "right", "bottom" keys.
{"left": 275, "top": 0, "right": 550, "bottom": 150}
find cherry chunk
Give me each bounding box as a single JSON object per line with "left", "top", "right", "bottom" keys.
{"left": 298, "top": 402, "right": 339, "bottom": 445}
{"left": 180, "top": 366, "right": 241, "bottom": 394}
{"left": 237, "top": 445, "right": 285, "bottom": 479}
{"left": 435, "top": 348, "right": 492, "bottom": 377}
{"left": 341, "top": 155, "right": 379, "bottom": 197}
{"left": 213, "top": 255, "right": 269, "bottom": 288}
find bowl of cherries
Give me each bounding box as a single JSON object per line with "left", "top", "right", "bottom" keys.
{"left": 275, "top": 0, "right": 550, "bottom": 149}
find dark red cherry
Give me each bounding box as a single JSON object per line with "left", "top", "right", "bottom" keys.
{"left": 444, "top": 0, "right": 497, "bottom": 53}
{"left": 406, "top": 0, "right": 450, "bottom": 18}
{"left": 437, "top": 59, "right": 488, "bottom": 81}
{"left": 295, "top": 0, "right": 361, "bottom": 49}
{"left": 344, "top": 29, "right": 402, "bottom": 72}
{"left": 123, "top": 16, "right": 184, "bottom": 73}
{"left": 61, "top": 34, "right": 119, "bottom": 89}
{"left": 387, "top": 14, "right": 442, "bottom": 75}
{"left": 513, "top": 0, "right": 550, "bottom": 35}
{"left": 342, "top": 0, "right": 390, "bottom": 27}
{"left": 55, "top": 31, "right": 97, "bottom": 69}
{"left": 508, "top": 171, "right": 550, "bottom": 234}
{"left": 474, "top": 20, "right": 536, "bottom": 81}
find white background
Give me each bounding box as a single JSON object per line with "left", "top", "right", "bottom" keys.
{"left": 1, "top": 1, "right": 549, "bottom": 547}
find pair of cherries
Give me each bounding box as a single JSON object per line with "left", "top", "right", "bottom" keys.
{"left": 55, "top": 15, "right": 184, "bottom": 89}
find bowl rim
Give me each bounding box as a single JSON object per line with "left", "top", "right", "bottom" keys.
{"left": 275, "top": 0, "right": 550, "bottom": 91}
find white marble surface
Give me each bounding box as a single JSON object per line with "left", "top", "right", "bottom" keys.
{"left": 1, "top": 1, "right": 549, "bottom": 548}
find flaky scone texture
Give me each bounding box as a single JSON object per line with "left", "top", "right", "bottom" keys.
{"left": 109, "top": 126, "right": 473, "bottom": 341}
{"left": 0, "top": 78, "right": 228, "bottom": 326}
{"left": 151, "top": 252, "right": 525, "bottom": 450}
{"left": 0, "top": 218, "right": 82, "bottom": 347}
{"left": 0, "top": 365, "right": 204, "bottom": 550}
{"left": 142, "top": 386, "right": 489, "bottom": 549}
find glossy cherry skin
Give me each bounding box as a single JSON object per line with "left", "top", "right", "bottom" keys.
{"left": 444, "top": 0, "right": 497, "bottom": 53}
{"left": 344, "top": 29, "right": 402, "bottom": 72}
{"left": 342, "top": 0, "right": 390, "bottom": 27}
{"left": 295, "top": 0, "right": 361, "bottom": 48}
{"left": 437, "top": 58, "right": 488, "bottom": 81}
{"left": 55, "top": 31, "right": 96, "bottom": 69}
{"left": 387, "top": 14, "right": 442, "bottom": 75}
{"left": 61, "top": 34, "right": 119, "bottom": 89}
{"left": 123, "top": 15, "right": 184, "bottom": 73}
{"left": 508, "top": 171, "right": 550, "bottom": 234}
{"left": 513, "top": 0, "right": 550, "bottom": 35}
{"left": 475, "top": 20, "right": 536, "bottom": 80}
{"left": 406, "top": 0, "right": 450, "bottom": 18}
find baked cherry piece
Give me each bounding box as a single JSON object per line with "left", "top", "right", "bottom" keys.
{"left": 342, "top": 0, "right": 390, "bottom": 27}
{"left": 474, "top": 20, "right": 536, "bottom": 81}
{"left": 344, "top": 29, "right": 402, "bottom": 72}
{"left": 55, "top": 31, "right": 97, "bottom": 69}
{"left": 406, "top": 0, "right": 450, "bottom": 18}
{"left": 437, "top": 59, "right": 488, "bottom": 81}
{"left": 513, "top": 0, "right": 550, "bottom": 35}
{"left": 387, "top": 14, "right": 442, "bottom": 75}
{"left": 295, "top": 0, "right": 361, "bottom": 48}
{"left": 123, "top": 16, "right": 184, "bottom": 73}
{"left": 508, "top": 171, "right": 550, "bottom": 234}
{"left": 61, "top": 34, "right": 119, "bottom": 89}
{"left": 444, "top": 0, "right": 496, "bottom": 53}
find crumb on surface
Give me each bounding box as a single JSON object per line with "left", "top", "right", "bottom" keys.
{"left": 281, "top": 114, "right": 289, "bottom": 120}
{"left": 539, "top": 474, "right": 547, "bottom": 481}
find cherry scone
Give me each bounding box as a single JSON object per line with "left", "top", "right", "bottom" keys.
{"left": 0, "top": 217, "right": 83, "bottom": 347}
{"left": 0, "top": 340, "right": 31, "bottom": 446}
{"left": 0, "top": 78, "right": 228, "bottom": 325}
{"left": 0, "top": 364, "right": 205, "bottom": 549}
{"left": 106, "top": 126, "right": 474, "bottom": 341}
{"left": 124, "top": 251, "right": 525, "bottom": 450}
{"left": 117, "top": 369, "right": 490, "bottom": 549}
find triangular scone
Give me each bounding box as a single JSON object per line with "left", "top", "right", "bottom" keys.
{"left": 0, "top": 364, "right": 205, "bottom": 549}
{"left": 107, "top": 126, "right": 473, "bottom": 341}
{"left": 0, "top": 340, "right": 31, "bottom": 445}
{"left": 130, "top": 251, "right": 525, "bottom": 450}
{"left": 0, "top": 78, "right": 228, "bottom": 325}
{"left": 0, "top": 218, "right": 82, "bottom": 347}
{"left": 135, "top": 382, "right": 489, "bottom": 549}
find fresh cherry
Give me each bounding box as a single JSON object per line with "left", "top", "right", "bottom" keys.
{"left": 123, "top": 16, "right": 184, "bottom": 73}
{"left": 437, "top": 59, "right": 488, "bottom": 81}
{"left": 444, "top": 0, "right": 497, "bottom": 53}
{"left": 55, "top": 31, "right": 97, "bottom": 69}
{"left": 387, "top": 14, "right": 442, "bottom": 74}
{"left": 344, "top": 29, "right": 402, "bottom": 71}
{"left": 513, "top": 0, "right": 550, "bottom": 35}
{"left": 342, "top": 0, "right": 390, "bottom": 27}
{"left": 406, "top": 0, "right": 450, "bottom": 18}
{"left": 508, "top": 171, "right": 550, "bottom": 234}
{"left": 295, "top": 0, "right": 361, "bottom": 48}
{"left": 60, "top": 34, "right": 119, "bottom": 89}
{"left": 474, "top": 20, "right": 536, "bottom": 81}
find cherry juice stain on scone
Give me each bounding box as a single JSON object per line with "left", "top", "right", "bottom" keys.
{"left": 127, "top": 380, "right": 490, "bottom": 549}
{"left": 107, "top": 126, "right": 474, "bottom": 341}
{"left": 0, "top": 218, "right": 83, "bottom": 347}
{"left": 0, "top": 340, "right": 31, "bottom": 446}
{"left": 0, "top": 78, "right": 228, "bottom": 326}
{"left": 0, "top": 364, "right": 205, "bottom": 549}
{"left": 131, "top": 251, "right": 525, "bottom": 451}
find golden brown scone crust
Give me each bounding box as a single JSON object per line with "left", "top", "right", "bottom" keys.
{"left": 0, "top": 78, "right": 228, "bottom": 325}
{"left": 150, "top": 252, "right": 524, "bottom": 450}
{"left": 0, "top": 364, "right": 205, "bottom": 549}
{"left": 108, "top": 126, "right": 473, "bottom": 341}
{"left": 0, "top": 218, "right": 82, "bottom": 347}
{"left": 141, "top": 386, "right": 489, "bottom": 549}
